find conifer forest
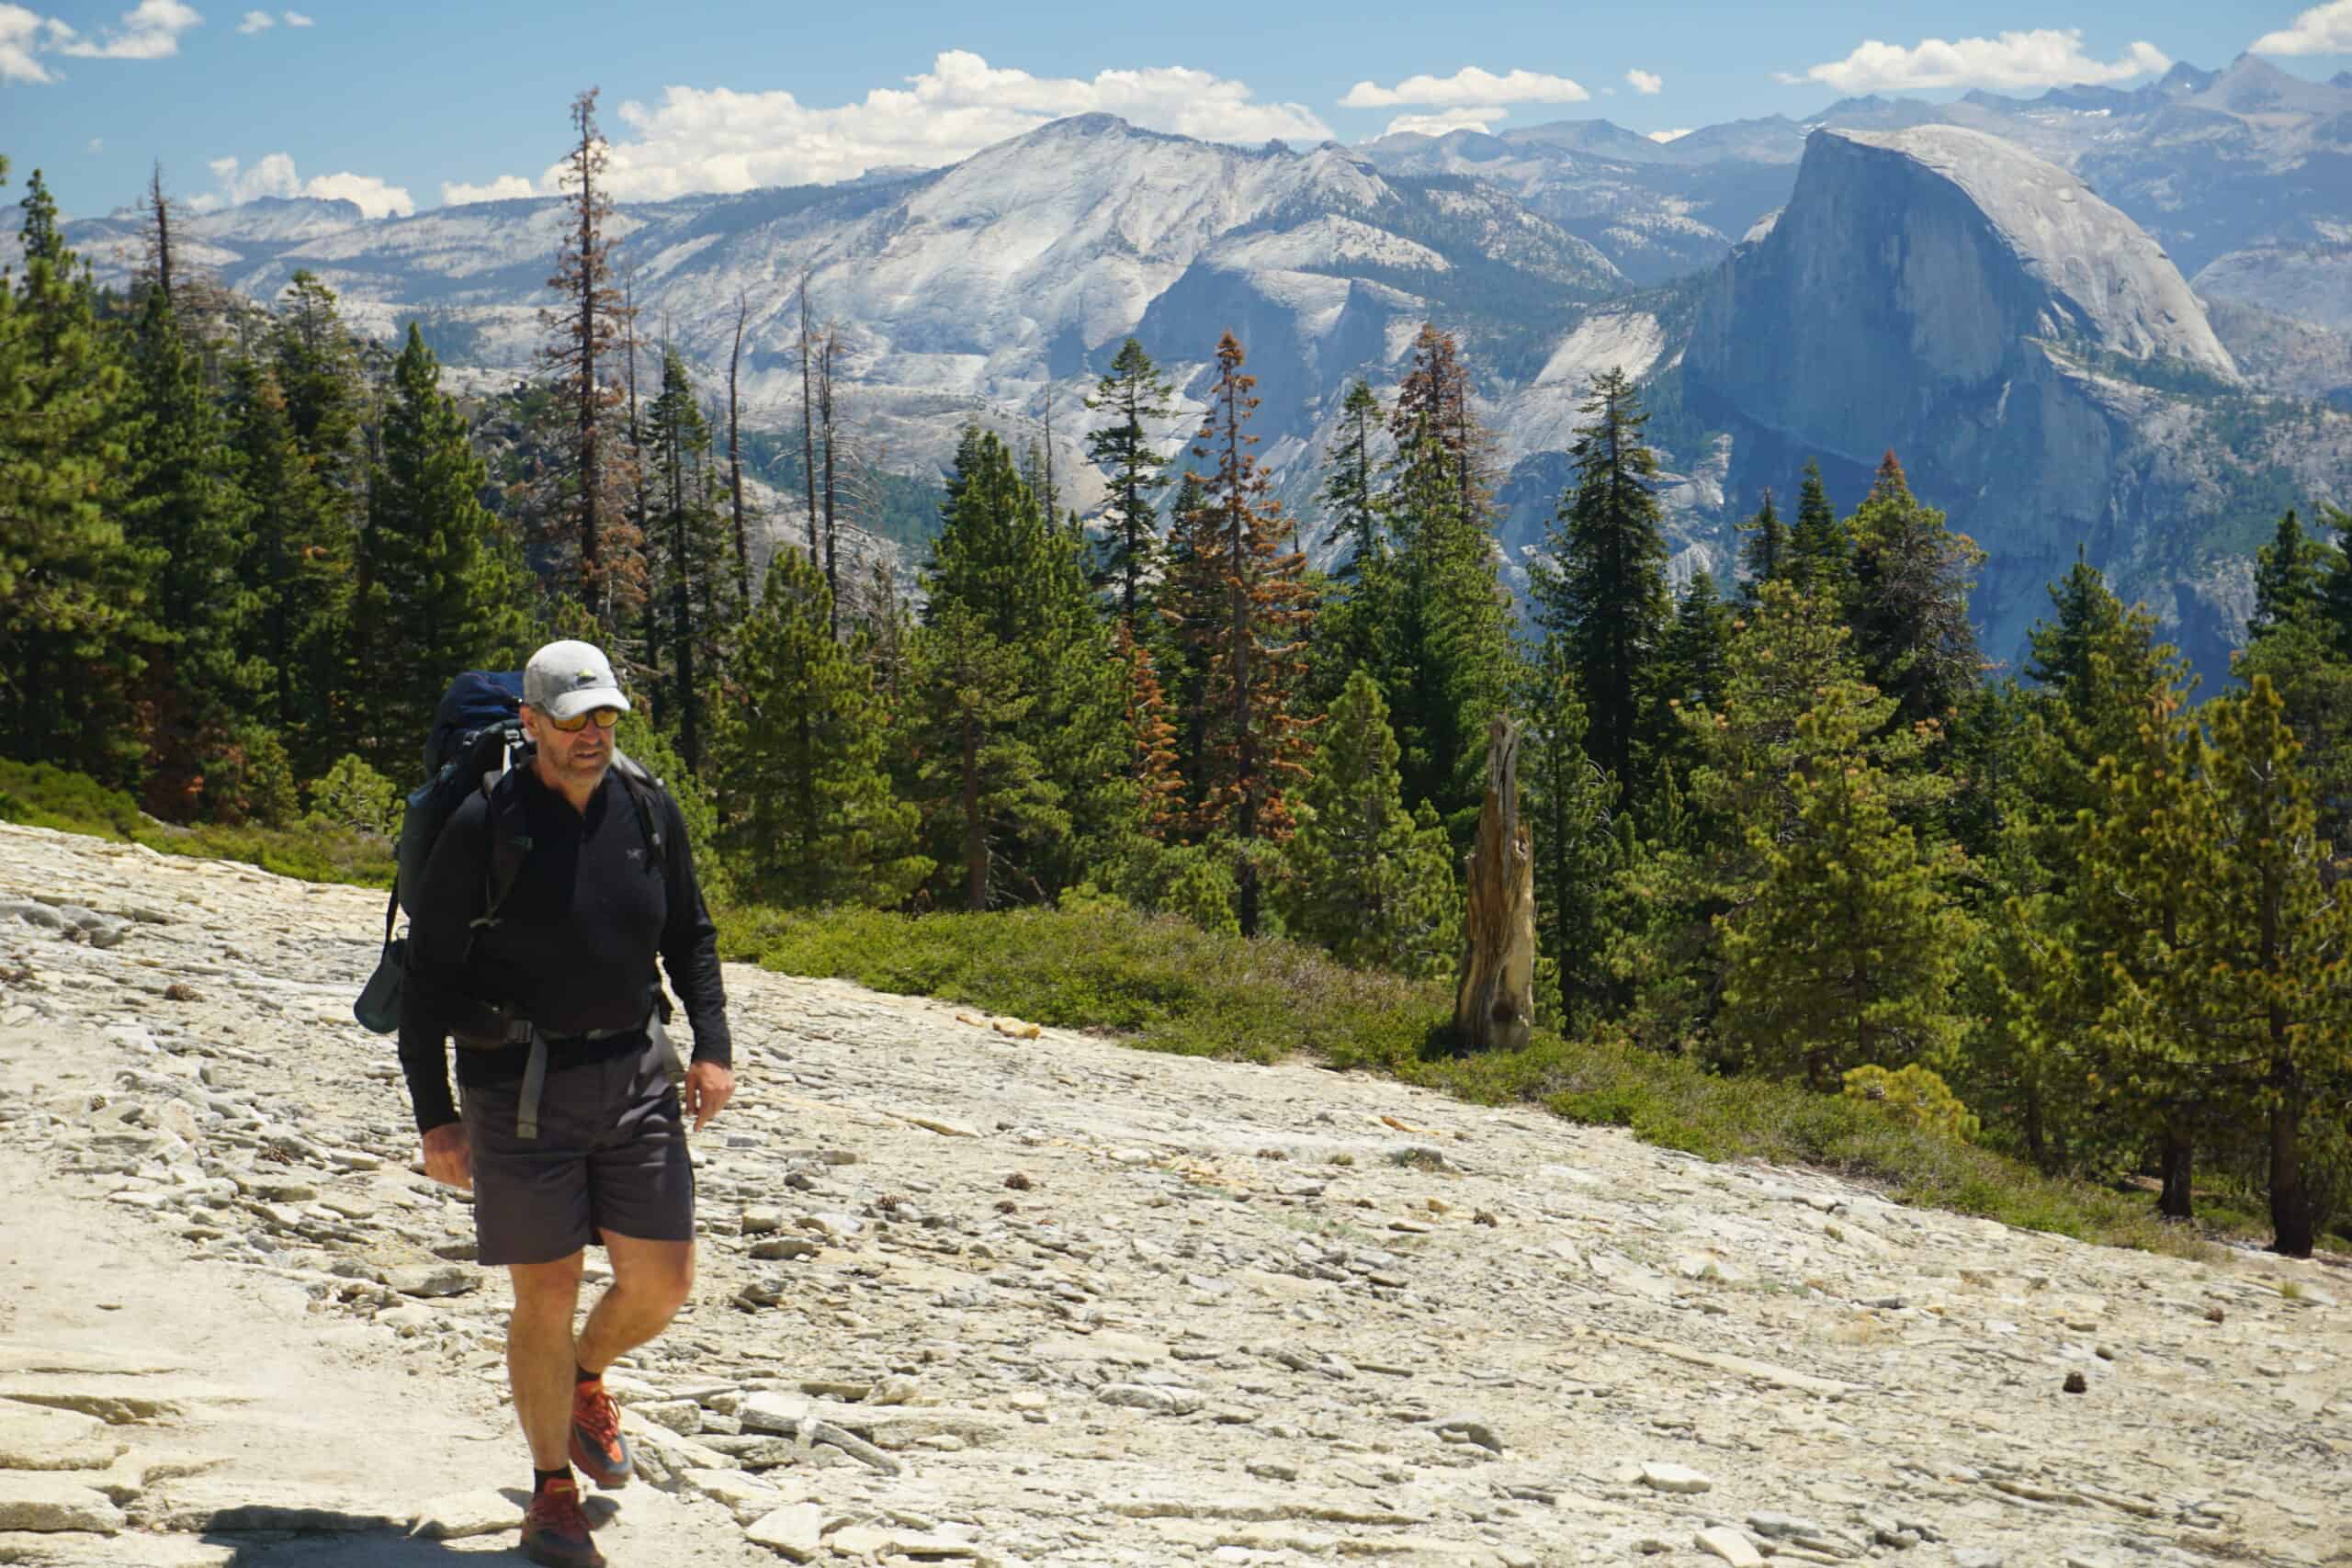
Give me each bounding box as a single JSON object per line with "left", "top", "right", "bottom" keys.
{"left": 6, "top": 93, "right": 2351, "bottom": 1259}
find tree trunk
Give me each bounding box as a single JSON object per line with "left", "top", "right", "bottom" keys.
{"left": 798, "top": 274, "right": 819, "bottom": 558}
{"left": 820, "top": 332, "right": 839, "bottom": 641}
{"left": 2269, "top": 1082, "right": 2313, "bottom": 1258}
{"left": 2157, "top": 1120, "right": 2195, "bottom": 1220}
{"left": 729, "top": 291, "right": 752, "bottom": 614}
{"left": 1454, "top": 714, "right": 1535, "bottom": 1052}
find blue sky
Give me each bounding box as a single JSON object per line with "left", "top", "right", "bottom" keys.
{"left": 3, "top": 0, "right": 2346, "bottom": 220}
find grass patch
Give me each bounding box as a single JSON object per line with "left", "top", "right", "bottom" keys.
{"left": 724, "top": 900, "right": 2231, "bottom": 1259}
{"left": 0, "top": 761, "right": 395, "bottom": 889}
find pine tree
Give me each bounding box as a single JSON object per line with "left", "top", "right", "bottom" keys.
{"left": 357, "top": 323, "right": 533, "bottom": 779}
{"left": 1117, "top": 623, "right": 1185, "bottom": 840}
{"left": 1518, "top": 642, "right": 1619, "bottom": 1029}
{"left": 906, "top": 599, "right": 1066, "bottom": 911}
{"left": 2251, "top": 508, "right": 2335, "bottom": 641}
{"left": 2312, "top": 505, "right": 2352, "bottom": 657}
{"left": 1532, "top": 367, "right": 1670, "bottom": 794}
{"left": 0, "top": 158, "right": 153, "bottom": 784}
{"left": 1785, "top": 459, "right": 1849, "bottom": 596}
{"left": 1321, "top": 379, "right": 1385, "bottom": 581}
{"left": 1161, "top": 333, "right": 1317, "bottom": 936}
{"left": 1381, "top": 326, "right": 1514, "bottom": 838}
{"left": 927, "top": 426, "right": 1087, "bottom": 649}
{"left": 1083, "top": 337, "right": 1175, "bottom": 634}
{"left": 1847, "top": 451, "right": 1984, "bottom": 728}
{"left": 1712, "top": 581, "right": 1970, "bottom": 1086}
{"left": 1736, "top": 489, "right": 1788, "bottom": 599}
{"left": 228, "top": 356, "right": 356, "bottom": 781}
{"left": 1277, "top": 669, "right": 1460, "bottom": 978}
{"left": 126, "top": 288, "right": 265, "bottom": 817}
{"left": 272, "top": 271, "right": 365, "bottom": 493}
{"left": 1653, "top": 568, "right": 1733, "bottom": 780}
{"left": 710, "top": 548, "right": 928, "bottom": 908}
{"left": 2191, "top": 679, "right": 2352, "bottom": 1255}
{"left": 646, "top": 347, "right": 730, "bottom": 773}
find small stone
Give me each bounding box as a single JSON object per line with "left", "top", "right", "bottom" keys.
{"left": 1694, "top": 1526, "right": 1764, "bottom": 1566}
{"left": 2204, "top": 1304, "right": 2225, "bottom": 1324}
{"left": 1952, "top": 1551, "right": 2006, "bottom": 1568}
{"left": 750, "top": 1235, "right": 820, "bottom": 1261}
{"left": 0, "top": 1472, "right": 126, "bottom": 1534}
{"left": 2063, "top": 1371, "right": 2088, "bottom": 1394}
{"left": 1096, "top": 1382, "right": 1204, "bottom": 1416}
{"left": 740, "top": 1207, "right": 782, "bottom": 1235}
{"left": 743, "top": 1500, "right": 822, "bottom": 1561}
{"left": 388, "top": 1263, "right": 475, "bottom": 1298}
{"left": 639, "top": 1398, "right": 704, "bottom": 1435}
{"left": 0, "top": 1404, "right": 124, "bottom": 1471}
{"left": 409, "top": 1488, "right": 517, "bottom": 1540}
{"left": 162, "top": 982, "right": 201, "bottom": 1002}
{"left": 1641, "top": 1461, "right": 1713, "bottom": 1494}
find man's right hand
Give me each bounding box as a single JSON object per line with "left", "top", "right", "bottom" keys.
{"left": 421, "top": 1122, "right": 472, "bottom": 1190}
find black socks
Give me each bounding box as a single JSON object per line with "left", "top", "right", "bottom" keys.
{"left": 574, "top": 1364, "right": 600, "bottom": 1386}
{"left": 534, "top": 1465, "right": 571, "bottom": 1495}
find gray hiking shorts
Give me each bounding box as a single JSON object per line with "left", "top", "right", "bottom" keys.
{"left": 458, "top": 1032, "right": 695, "bottom": 1267}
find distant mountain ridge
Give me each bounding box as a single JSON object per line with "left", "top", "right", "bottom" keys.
{"left": 11, "top": 55, "right": 2349, "bottom": 678}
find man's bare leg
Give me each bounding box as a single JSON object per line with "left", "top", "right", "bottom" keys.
{"left": 507, "top": 1252, "right": 587, "bottom": 1469}
{"left": 574, "top": 1233, "right": 695, "bottom": 1374}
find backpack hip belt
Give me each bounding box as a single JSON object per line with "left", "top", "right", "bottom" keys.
{"left": 457, "top": 999, "right": 667, "bottom": 1140}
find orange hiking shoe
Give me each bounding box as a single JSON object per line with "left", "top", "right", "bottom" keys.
{"left": 570, "top": 1376, "right": 634, "bottom": 1489}
{"left": 521, "top": 1477, "right": 605, "bottom": 1568}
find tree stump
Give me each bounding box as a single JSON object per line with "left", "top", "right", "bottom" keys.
{"left": 1454, "top": 714, "right": 1535, "bottom": 1052}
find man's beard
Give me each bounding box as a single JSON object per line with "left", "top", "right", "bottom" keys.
{"left": 546, "top": 738, "right": 613, "bottom": 787}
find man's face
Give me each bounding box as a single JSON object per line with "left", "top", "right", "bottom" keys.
{"left": 522, "top": 703, "right": 617, "bottom": 789}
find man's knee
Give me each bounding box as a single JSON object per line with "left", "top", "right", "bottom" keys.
{"left": 610, "top": 1238, "right": 694, "bottom": 1313}
{"left": 508, "top": 1252, "right": 585, "bottom": 1318}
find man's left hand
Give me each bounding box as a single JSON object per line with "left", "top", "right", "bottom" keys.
{"left": 684, "top": 1059, "right": 734, "bottom": 1131}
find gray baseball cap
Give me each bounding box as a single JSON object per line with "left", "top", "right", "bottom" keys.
{"left": 523, "top": 639, "right": 632, "bottom": 722}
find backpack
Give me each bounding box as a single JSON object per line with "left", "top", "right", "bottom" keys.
{"left": 354, "top": 670, "right": 668, "bottom": 1036}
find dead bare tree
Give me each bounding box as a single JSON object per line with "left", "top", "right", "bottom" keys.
{"left": 728, "top": 288, "right": 753, "bottom": 613}
{"left": 144, "top": 163, "right": 175, "bottom": 309}
{"left": 797, "top": 272, "right": 820, "bottom": 558}
{"left": 538, "top": 87, "right": 629, "bottom": 620}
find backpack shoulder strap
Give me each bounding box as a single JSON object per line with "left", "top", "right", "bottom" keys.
{"left": 611, "top": 754, "right": 667, "bottom": 875}
{"left": 471, "top": 771, "right": 534, "bottom": 931}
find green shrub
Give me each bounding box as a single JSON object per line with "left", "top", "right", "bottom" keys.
{"left": 303, "top": 754, "right": 402, "bottom": 838}
{"left": 1842, "top": 1063, "right": 1981, "bottom": 1143}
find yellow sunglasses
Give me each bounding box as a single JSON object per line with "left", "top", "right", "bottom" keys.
{"left": 544, "top": 705, "right": 624, "bottom": 733}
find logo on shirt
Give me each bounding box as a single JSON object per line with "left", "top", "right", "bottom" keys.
{"left": 627, "top": 846, "right": 645, "bottom": 863}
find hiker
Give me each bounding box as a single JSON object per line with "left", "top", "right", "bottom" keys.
{"left": 396, "top": 638, "right": 733, "bottom": 1568}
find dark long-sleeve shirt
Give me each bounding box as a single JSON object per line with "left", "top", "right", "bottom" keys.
{"left": 396, "top": 762, "right": 730, "bottom": 1134}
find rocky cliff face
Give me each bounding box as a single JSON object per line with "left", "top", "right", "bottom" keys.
{"left": 1679, "top": 126, "right": 2349, "bottom": 672}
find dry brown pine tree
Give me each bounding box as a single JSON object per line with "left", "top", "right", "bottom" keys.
{"left": 1116, "top": 622, "right": 1185, "bottom": 840}
{"left": 1165, "top": 332, "right": 1317, "bottom": 935}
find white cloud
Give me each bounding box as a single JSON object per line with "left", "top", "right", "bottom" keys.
{"left": 194, "top": 152, "right": 414, "bottom": 218}
{"left": 2252, "top": 1, "right": 2352, "bottom": 55}
{"left": 1341, "top": 65, "right": 1589, "bottom": 108}
{"left": 1381, "top": 107, "right": 1502, "bottom": 138}
{"left": 1626, "top": 68, "right": 1663, "bottom": 95}
{"left": 281, "top": 7, "right": 310, "bottom": 22}
{"left": 0, "top": 4, "right": 60, "bottom": 82}
{"left": 1786, "top": 28, "right": 2169, "bottom": 94}
{"left": 236, "top": 8, "right": 269, "bottom": 31}
{"left": 441, "top": 174, "right": 538, "bottom": 206}
{"left": 570, "top": 51, "right": 1332, "bottom": 201}
{"left": 1647, "top": 127, "right": 1693, "bottom": 142}
{"left": 57, "top": 0, "right": 202, "bottom": 61}
{"left": 302, "top": 171, "right": 413, "bottom": 218}
{"left": 87, "top": 135, "right": 103, "bottom": 152}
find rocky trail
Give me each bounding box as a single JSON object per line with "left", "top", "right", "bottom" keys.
{"left": 0, "top": 821, "right": 2346, "bottom": 1568}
